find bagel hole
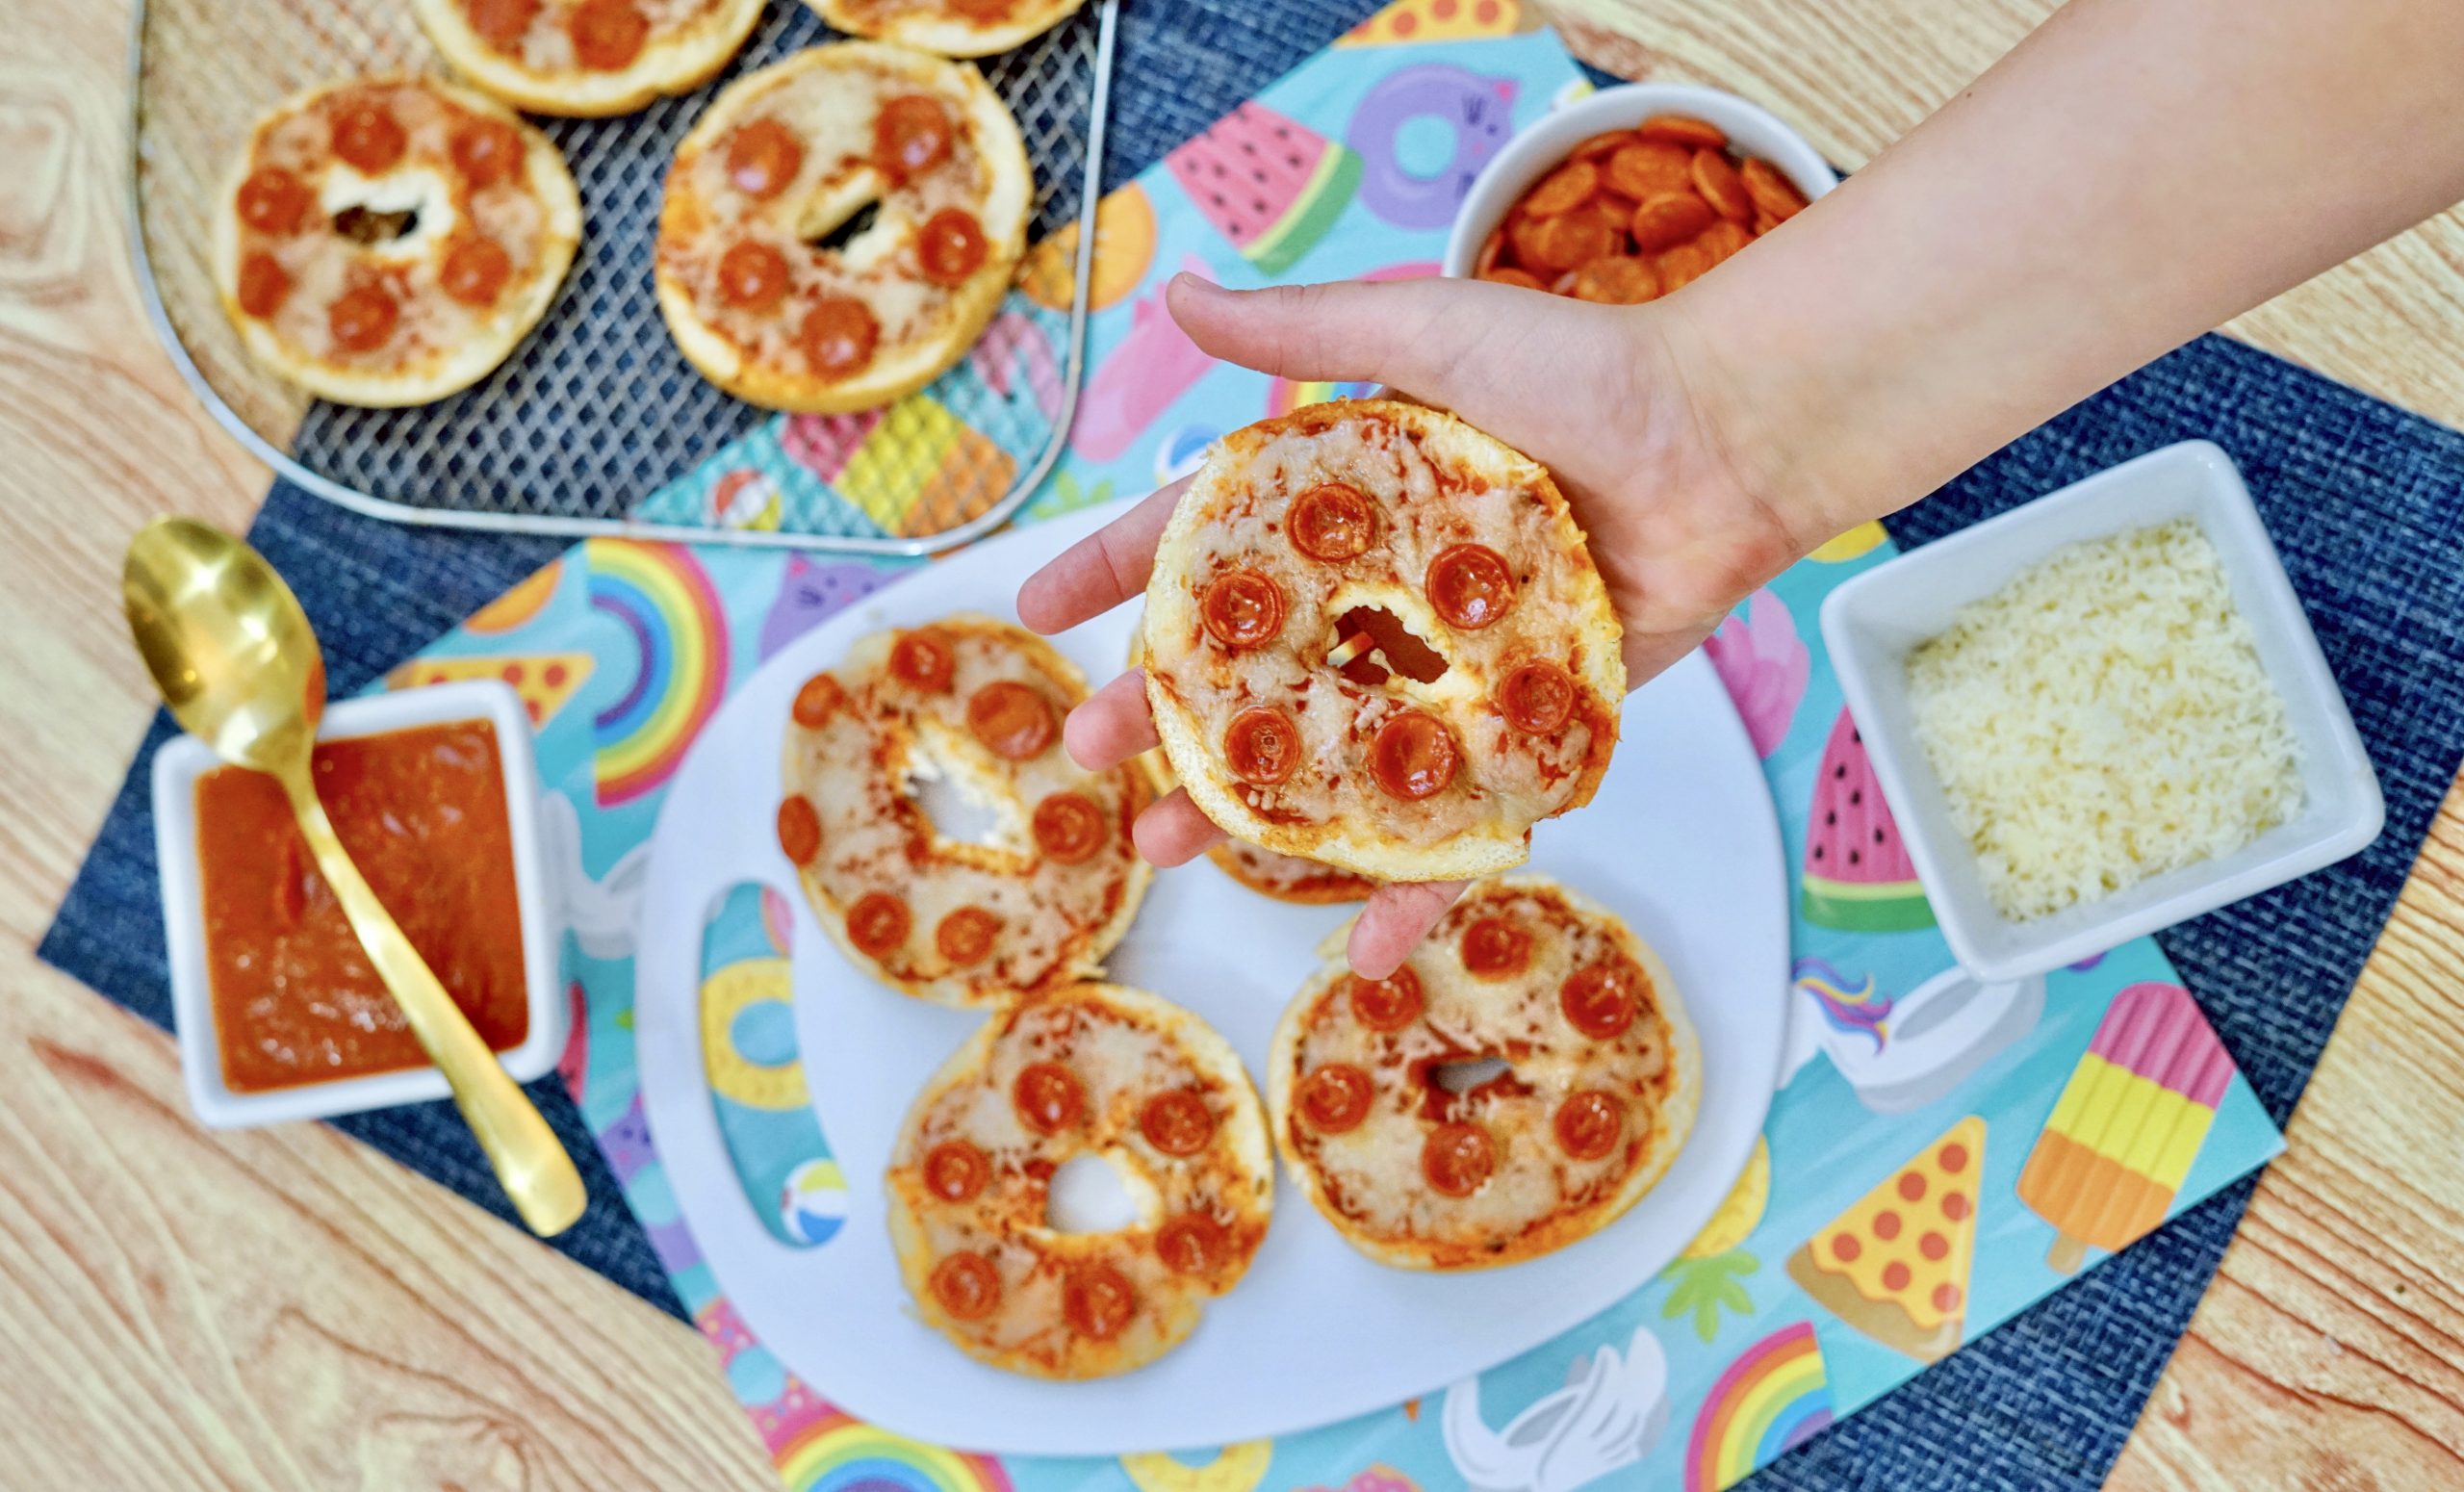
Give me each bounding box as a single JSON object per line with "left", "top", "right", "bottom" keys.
{"left": 1431, "top": 1057, "right": 1511, "bottom": 1094}
{"left": 807, "top": 197, "right": 882, "bottom": 255}
{"left": 333, "top": 204, "right": 418, "bottom": 244}
{"left": 1044, "top": 1153, "right": 1145, "bottom": 1235}
{"left": 912, "top": 771, "right": 1013, "bottom": 850}
{"left": 1328, "top": 605, "right": 1449, "bottom": 687}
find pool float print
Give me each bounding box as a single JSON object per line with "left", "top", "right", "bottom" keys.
{"left": 586, "top": 539, "right": 729, "bottom": 807}
{"left": 1660, "top": 1135, "right": 1770, "bottom": 1342}
{"left": 1681, "top": 1323, "right": 1834, "bottom": 1492}
{"left": 759, "top": 553, "right": 894, "bottom": 661}
{"left": 1800, "top": 707, "right": 1936, "bottom": 931}
{"left": 779, "top": 397, "right": 1017, "bottom": 538}
{"left": 701, "top": 882, "right": 845, "bottom": 1249}
{"left": 537, "top": 788, "right": 649, "bottom": 959}
{"left": 462, "top": 557, "right": 563, "bottom": 634}
{"left": 1072, "top": 256, "right": 1218, "bottom": 464}
{"left": 1152, "top": 423, "right": 1219, "bottom": 485}
{"left": 1119, "top": 1441, "right": 1272, "bottom": 1492}
{"left": 1346, "top": 64, "right": 1517, "bottom": 229}
{"left": 1704, "top": 588, "right": 1810, "bottom": 759}
{"left": 1443, "top": 1322, "right": 1670, "bottom": 1492}
{"left": 1787, "top": 1117, "right": 1985, "bottom": 1363}
{"left": 1018, "top": 182, "right": 1157, "bottom": 312}
{"left": 1794, "top": 960, "right": 2046, "bottom": 1115}
{"left": 1167, "top": 102, "right": 1361, "bottom": 277}
{"left": 1337, "top": 0, "right": 1536, "bottom": 47}
{"left": 707, "top": 467, "right": 783, "bottom": 531}
{"left": 386, "top": 651, "right": 594, "bottom": 729}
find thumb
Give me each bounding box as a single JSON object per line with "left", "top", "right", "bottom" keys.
{"left": 1167, "top": 271, "right": 1466, "bottom": 394}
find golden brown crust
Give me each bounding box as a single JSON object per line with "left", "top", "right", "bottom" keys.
{"left": 809, "top": 0, "right": 1089, "bottom": 58}
{"left": 654, "top": 42, "right": 1031, "bottom": 413}
{"left": 886, "top": 983, "right": 1273, "bottom": 1379}
{"left": 1143, "top": 400, "right": 1626, "bottom": 883}
{"left": 413, "top": 0, "right": 765, "bottom": 117}
{"left": 1267, "top": 875, "right": 1699, "bottom": 1271}
{"left": 210, "top": 75, "right": 580, "bottom": 408}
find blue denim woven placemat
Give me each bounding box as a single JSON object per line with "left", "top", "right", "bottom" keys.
{"left": 41, "top": 2, "right": 2464, "bottom": 1485}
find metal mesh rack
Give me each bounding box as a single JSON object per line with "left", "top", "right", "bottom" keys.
{"left": 129, "top": 0, "right": 1117, "bottom": 553}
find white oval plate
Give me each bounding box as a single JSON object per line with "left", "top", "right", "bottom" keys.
{"left": 634, "top": 499, "right": 1788, "bottom": 1454}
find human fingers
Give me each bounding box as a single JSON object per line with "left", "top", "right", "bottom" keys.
{"left": 1015, "top": 477, "right": 1188, "bottom": 634}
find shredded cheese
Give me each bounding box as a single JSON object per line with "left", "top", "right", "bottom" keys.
{"left": 1905, "top": 518, "right": 2302, "bottom": 920}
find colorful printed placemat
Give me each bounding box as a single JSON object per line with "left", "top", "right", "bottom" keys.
{"left": 242, "top": 14, "right": 2284, "bottom": 1490}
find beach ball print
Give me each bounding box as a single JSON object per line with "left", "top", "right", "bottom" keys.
{"left": 1153, "top": 423, "right": 1218, "bottom": 485}
{"left": 782, "top": 1158, "right": 849, "bottom": 1246}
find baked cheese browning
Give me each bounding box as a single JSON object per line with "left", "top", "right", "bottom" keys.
{"left": 810, "top": 0, "right": 1090, "bottom": 58}
{"left": 654, "top": 42, "right": 1031, "bottom": 411}
{"left": 214, "top": 77, "right": 580, "bottom": 404}
{"left": 886, "top": 984, "right": 1273, "bottom": 1379}
{"left": 1144, "top": 400, "right": 1626, "bottom": 882}
{"left": 779, "top": 615, "right": 1149, "bottom": 1007}
{"left": 416, "top": 0, "right": 764, "bottom": 116}
{"left": 1207, "top": 838, "right": 1378, "bottom": 905}
{"left": 1269, "top": 876, "right": 1701, "bottom": 1271}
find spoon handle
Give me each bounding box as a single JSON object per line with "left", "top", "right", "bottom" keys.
{"left": 279, "top": 766, "right": 588, "bottom": 1238}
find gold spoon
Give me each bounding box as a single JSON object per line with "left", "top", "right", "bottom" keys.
{"left": 123, "top": 517, "right": 587, "bottom": 1238}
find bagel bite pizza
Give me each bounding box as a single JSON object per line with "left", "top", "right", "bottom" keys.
{"left": 655, "top": 43, "right": 1031, "bottom": 412}
{"left": 1142, "top": 399, "right": 1626, "bottom": 883}
{"left": 1268, "top": 875, "right": 1700, "bottom": 1271}
{"left": 212, "top": 76, "right": 580, "bottom": 407}
{"left": 809, "top": 0, "right": 1089, "bottom": 58}
{"left": 886, "top": 983, "right": 1273, "bottom": 1379}
{"left": 778, "top": 614, "right": 1149, "bottom": 1007}
{"left": 413, "top": 0, "right": 764, "bottom": 117}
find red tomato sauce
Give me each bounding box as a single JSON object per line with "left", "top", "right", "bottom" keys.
{"left": 194, "top": 719, "right": 529, "bottom": 1093}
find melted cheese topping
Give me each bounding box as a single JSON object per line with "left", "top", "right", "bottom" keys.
{"left": 1277, "top": 881, "right": 1680, "bottom": 1268}
{"left": 471, "top": 0, "right": 727, "bottom": 69}
{"left": 886, "top": 986, "right": 1272, "bottom": 1380}
{"left": 1209, "top": 839, "right": 1377, "bottom": 903}
{"left": 1147, "top": 402, "right": 1618, "bottom": 854}
{"left": 782, "top": 618, "right": 1146, "bottom": 1006}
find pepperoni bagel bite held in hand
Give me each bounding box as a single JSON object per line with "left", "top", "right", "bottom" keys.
{"left": 1270, "top": 875, "right": 1700, "bottom": 1271}
{"left": 809, "top": 0, "right": 1090, "bottom": 58}
{"left": 780, "top": 614, "right": 1149, "bottom": 1007}
{"left": 213, "top": 77, "right": 580, "bottom": 407}
{"left": 1142, "top": 399, "right": 1627, "bottom": 883}
{"left": 413, "top": 0, "right": 764, "bottom": 117}
{"left": 886, "top": 983, "right": 1273, "bottom": 1379}
{"left": 655, "top": 42, "right": 1031, "bottom": 413}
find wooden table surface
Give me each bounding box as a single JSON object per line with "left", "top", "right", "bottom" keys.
{"left": 2, "top": 0, "right": 2457, "bottom": 1485}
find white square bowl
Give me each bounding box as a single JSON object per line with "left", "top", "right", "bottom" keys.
{"left": 1820, "top": 440, "right": 2383, "bottom": 983}
{"left": 153, "top": 678, "right": 567, "bottom": 1128}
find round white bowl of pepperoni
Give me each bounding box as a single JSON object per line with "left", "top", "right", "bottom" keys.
{"left": 1442, "top": 82, "right": 1836, "bottom": 302}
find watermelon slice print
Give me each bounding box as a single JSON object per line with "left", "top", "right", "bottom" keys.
{"left": 1166, "top": 101, "right": 1362, "bottom": 277}
{"left": 1803, "top": 707, "right": 1936, "bottom": 932}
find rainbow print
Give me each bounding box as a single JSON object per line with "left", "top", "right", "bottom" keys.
{"left": 586, "top": 539, "right": 729, "bottom": 805}
{"left": 1266, "top": 374, "right": 1378, "bottom": 418}
{"left": 775, "top": 1405, "right": 1014, "bottom": 1492}
{"left": 1792, "top": 957, "right": 1892, "bottom": 1052}
{"left": 1683, "top": 1322, "right": 1834, "bottom": 1492}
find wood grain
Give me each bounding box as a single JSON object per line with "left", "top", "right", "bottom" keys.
{"left": 0, "top": 0, "right": 2455, "bottom": 1487}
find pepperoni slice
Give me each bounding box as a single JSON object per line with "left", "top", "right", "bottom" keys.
{"left": 1139, "top": 1091, "right": 1215, "bottom": 1156}
{"left": 1199, "top": 569, "right": 1285, "bottom": 651}
{"left": 1571, "top": 128, "right": 1638, "bottom": 161}
{"left": 464, "top": 0, "right": 539, "bottom": 46}
{"left": 569, "top": 0, "right": 649, "bottom": 70}
{"left": 935, "top": 907, "right": 1000, "bottom": 965}
{"left": 237, "top": 168, "right": 310, "bottom": 236}
{"left": 332, "top": 103, "right": 405, "bottom": 173}
{"left": 1422, "top": 1122, "right": 1496, "bottom": 1196}
{"left": 1348, "top": 967, "right": 1424, "bottom": 1031}
{"left": 1739, "top": 157, "right": 1808, "bottom": 222}
{"left": 1521, "top": 159, "right": 1602, "bottom": 218}
{"left": 1289, "top": 481, "right": 1374, "bottom": 562}
{"left": 1560, "top": 959, "right": 1642, "bottom": 1039}
{"left": 1296, "top": 1064, "right": 1372, "bottom": 1133}
{"left": 1032, "top": 791, "right": 1106, "bottom": 863}
{"left": 874, "top": 94, "right": 954, "bottom": 180}
{"left": 1461, "top": 916, "right": 1531, "bottom": 978}
{"left": 776, "top": 795, "right": 821, "bottom": 864}
{"left": 726, "top": 119, "right": 804, "bottom": 200}
{"left": 1155, "top": 1213, "right": 1224, "bottom": 1274}
{"left": 1063, "top": 1264, "right": 1136, "bottom": 1340}
{"left": 440, "top": 238, "right": 512, "bottom": 307}
{"left": 931, "top": 1251, "right": 1000, "bottom": 1320}
{"left": 1692, "top": 149, "right": 1754, "bottom": 223}
{"left": 1500, "top": 660, "right": 1577, "bottom": 733}
{"left": 791, "top": 672, "right": 844, "bottom": 727}
{"left": 888, "top": 629, "right": 955, "bottom": 691}
{"left": 1426, "top": 544, "right": 1516, "bottom": 630}
{"left": 1639, "top": 114, "right": 1728, "bottom": 150}
{"left": 717, "top": 241, "right": 788, "bottom": 312}
{"left": 916, "top": 209, "right": 988, "bottom": 286}
{"left": 1605, "top": 141, "right": 1693, "bottom": 200}
{"left": 1224, "top": 707, "right": 1300, "bottom": 785}
{"left": 1014, "top": 1061, "right": 1085, "bottom": 1134}
{"left": 923, "top": 1139, "right": 988, "bottom": 1201}
{"left": 1571, "top": 254, "right": 1660, "bottom": 304}
{"left": 800, "top": 297, "right": 879, "bottom": 379}
{"left": 236, "top": 253, "right": 291, "bottom": 319}
{"left": 1479, "top": 266, "right": 1547, "bottom": 292}
{"left": 1630, "top": 192, "right": 1715, "bottom": 252}
{"left": 1527, "top": 211, "right": 1617, "bottom": 272}
{"left": 450, "top": 118, "right": 526, "bottom": 188}
{"left": 1474, "top": 222, "right": 1507, "bottom": 276}
{"left": 328, "top": 286, "right": 399, "bottom": 352}
{"left": 846, "top": 891, "right": 911, "bottom": 957}
{"left": 966, "top": 681, "right": 1055, "bottom": 759}
{"left": 1553, "top": 1091, "right": 1625, "bottom": 1160}
{"left": 1370, "top": 711, "right": 1457, "bottom": 801}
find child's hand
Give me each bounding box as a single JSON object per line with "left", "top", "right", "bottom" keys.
{"left": 1017, "top": 272, "right": 1818, "bottom": 977}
